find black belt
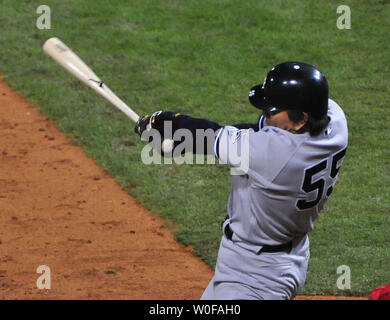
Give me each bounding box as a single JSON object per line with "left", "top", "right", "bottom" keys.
{"left": 224, "top": 223, "right": 292, "bottom": 254}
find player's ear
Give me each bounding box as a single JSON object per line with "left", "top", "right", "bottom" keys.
{"left": 294, "top": 112, "right": 309, "bottom": 132}
{"left": 301, "top": 112, "right": 309, "bottom": 125}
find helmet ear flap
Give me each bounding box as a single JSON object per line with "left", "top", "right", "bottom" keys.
{"left": 248, "top": 84, "right": 266, "bottom": 109}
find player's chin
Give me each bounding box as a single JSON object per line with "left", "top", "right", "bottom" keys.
{"left": 266, "top": 119, "right": 276, "bottom": 127}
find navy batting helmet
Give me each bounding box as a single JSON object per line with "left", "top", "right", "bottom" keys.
{"left": 249, "top": 61, "right": 329, "bottom": 119}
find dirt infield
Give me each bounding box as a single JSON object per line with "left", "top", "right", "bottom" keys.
{"left": 0, "top": 80, "right": 366, "bottom": 300}
{"left": 0, "top": 80, "right": 213, "bottom": 299}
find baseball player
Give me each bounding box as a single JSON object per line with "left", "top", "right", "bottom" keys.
{"left": 135, "top": 61, "right": 348, "bottom": 300}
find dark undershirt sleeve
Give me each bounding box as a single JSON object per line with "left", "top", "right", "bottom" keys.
{"left": 153, "top": 113, "right": 261, "bottom": 155}
{"left": 154, "top": 114, "right": 222, "bottom": 155}
{"left": 231, "top": 123, "right": 259, "bottom": 131}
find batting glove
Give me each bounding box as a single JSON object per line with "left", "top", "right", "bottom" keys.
{"left": 134, "top": 111, "right": 163, "bottom": 136}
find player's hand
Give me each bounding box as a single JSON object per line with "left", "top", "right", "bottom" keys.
{"left": 134, "top": 111, "right": 162, "bottom": 137}
{"left": 134, "top": 111, "right": 181, "bottom": 137}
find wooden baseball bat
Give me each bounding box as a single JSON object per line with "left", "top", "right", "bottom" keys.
{"left": 43, "top": 37, "right": 139, "bottom": 122}
{"left": 43, "top": 37, "right": 174, "bottom": 152}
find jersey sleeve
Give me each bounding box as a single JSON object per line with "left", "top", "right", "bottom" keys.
{"left": 214, "top": 126, "right": 253, "bottom": 173}
{"left": 215, "top": 125, "right": 307, "bottom": 182}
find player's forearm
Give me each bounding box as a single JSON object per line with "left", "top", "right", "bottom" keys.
{"left": 167, "top": 116, "right": 259, "bottom": 135}
{"left": 135, "top": 111, "right": 259, "bottom": 155}
{"left": 170, "top": 114, "right": 221, "bottom": 132}
{"left": 157, "top": 114, "right": 222, "bottom": 155}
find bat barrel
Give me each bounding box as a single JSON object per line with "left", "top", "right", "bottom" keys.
{"left": 43, "top": 37, "right": 140, "bottom": 123}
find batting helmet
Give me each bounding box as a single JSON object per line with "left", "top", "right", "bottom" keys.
{"left": 248, "top": 61, "right": 329, "bottom": 119}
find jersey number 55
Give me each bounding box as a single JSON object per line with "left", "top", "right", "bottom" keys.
{"left": 296, "top": 147, "right": 347, "bottom": 210}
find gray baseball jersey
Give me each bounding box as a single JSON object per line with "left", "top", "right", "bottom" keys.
{"left": 215, "top": 98, "right": 348, "bottom": 250}
{"left": 201, "top": 99, "right": 348, "bottom": 299}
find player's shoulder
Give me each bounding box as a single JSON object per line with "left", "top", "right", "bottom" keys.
{"left": 252, "top": 121, "right": 309, "bottom": 148}
{"left": 328, "top": 98, "right": 347, "bottom": 123}
{"left": 305, "top": 98, "right": 348, "bottom": 151}
{"left": 326, "top": 98, "right": 348, "bottom": 137}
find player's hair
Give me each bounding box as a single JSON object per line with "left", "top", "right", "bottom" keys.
{"left": 287, "top": 110, "right": 330, "bottom": 137}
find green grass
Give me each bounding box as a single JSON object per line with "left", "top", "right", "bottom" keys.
{"left": 1, "top": 0, "right": 389, "bottom": 296}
